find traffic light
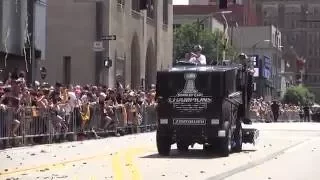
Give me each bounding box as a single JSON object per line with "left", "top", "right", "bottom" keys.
{"left": 219, "top": 0, "right": 228, "bottom": 9}
{"left": 104, "top": 58, "right": 112, "bottom": 68}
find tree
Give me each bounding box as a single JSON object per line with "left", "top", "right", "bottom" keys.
{"left": 282, "top": 85, "right": 315, "bottom": 106}
{"left": 173, "top": 23, "right": 237, "bottom": 63}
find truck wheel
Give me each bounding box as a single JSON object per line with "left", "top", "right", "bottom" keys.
{"left": 177, "top": 142, "right": 189, "bottom": 152}
{"left": 156, "top": 131, "right": 171, "bottom": 156}
{"left": 219, "top": 101, "right": 232, "bottom": 157}
{"left": 233, "top": 123, "right": 243, "bottom": 152}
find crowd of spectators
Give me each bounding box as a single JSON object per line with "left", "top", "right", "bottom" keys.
{"left": 249, "top": 97, "right": 312, "bottom": 122}
{"left": 0, "top": 70, "right": 158, "bottom": 147}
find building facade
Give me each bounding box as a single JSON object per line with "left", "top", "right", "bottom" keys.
{"left": 189, "top": 0, "right": 217, "bottom": 5}
{"left": 174, "top": 2, "right": 258, "bottom": 27}
{"left": 173, "top": 14, "right": 224, "bottom": 32}
{"left": 45, "top": 0, "right": 173, "bottom": 89}
{"left": 256, "top": 0, "right": 320, "bottom": 100}
{"left": 231, "top": 25, "right": 285, "bottom": 100}
{"left": 189, "top": 0, "right": 245, "bottom": 5}
{"left": 0, "top": 0, "right": 46, "bottom": 82}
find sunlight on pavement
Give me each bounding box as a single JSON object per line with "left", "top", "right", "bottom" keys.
{"left": 112, "top": 146, "right": 155, "bottom": 180}
{"left": 0, "top": 144, "right": 155, "bottom": 180}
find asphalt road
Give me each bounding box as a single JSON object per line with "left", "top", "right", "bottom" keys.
{"left": 1, "top": 123, "right": 320, "bottom": 180}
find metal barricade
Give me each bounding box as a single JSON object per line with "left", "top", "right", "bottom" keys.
{"left": 0, "top": 102, "right": 160, "bottom": 149}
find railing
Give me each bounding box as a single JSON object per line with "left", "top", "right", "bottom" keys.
{"left": 0, "top": 105, "right": 158, "bottom": 149}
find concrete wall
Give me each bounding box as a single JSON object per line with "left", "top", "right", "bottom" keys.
{"left": 0, "top": 0, "right": 23, "bottom": 54}
{"left": 45, "top": 0, "right": 96, "bottom": 85}
{"left": 35, "top": 0, "right": 47, "bottom": 61}
{"left": 46, "top": 0, "right": 173, "bottom": 88}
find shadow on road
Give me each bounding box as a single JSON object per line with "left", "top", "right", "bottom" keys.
{"left": 141, "top": 148, "right": 257, "bottom": 159}
{"left": 142, "top": 149, "right": 235, "bottom": 159}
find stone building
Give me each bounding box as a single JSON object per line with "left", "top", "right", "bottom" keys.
{"left": 45, "top": 0, "right": 173, "bottom": 89}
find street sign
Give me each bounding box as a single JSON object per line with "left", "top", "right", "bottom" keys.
{"left": 93, "top": 41, "right": 104, "bottom": 52}
{"left": 102, "top": 35, "right": 116, "bottom": 41}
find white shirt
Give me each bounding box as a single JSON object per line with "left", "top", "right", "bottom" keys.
{"left": 189, "top": 54, "right": 206, "bottom": 65}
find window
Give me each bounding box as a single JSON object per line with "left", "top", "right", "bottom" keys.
{"left": 147, "top": 0, "right": 155, "bottom": 19}
{"left": 63, "top": 56, "right": 71, "bottom": 85}
{"left": 132, "top": 0, "right": 140, "bottom": 11}
{"left": 117, "top": 0, "right": 125, "bottom": 5}
{"left": 163, "top": 0, "right": 168, "bottom": 25}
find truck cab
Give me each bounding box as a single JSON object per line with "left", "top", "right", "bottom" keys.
{"left": 156, "top": 64, "right": 244, "bottom": 156}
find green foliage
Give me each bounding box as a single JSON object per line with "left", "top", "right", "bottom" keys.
{"left": 282, "top": 85, "right": 315, "bottom": 106}
{"left": 173, "top": 23, "right": 237, "bottom": 63}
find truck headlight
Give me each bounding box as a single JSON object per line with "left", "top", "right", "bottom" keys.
{"left": 160, "top": 119, "right": 168, "bottom": 124}
{"left": 211, "top": 119, "right": 219, "bottom": 125}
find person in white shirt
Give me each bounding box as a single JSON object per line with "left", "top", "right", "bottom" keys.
{"left": 189, "top": 45, "right": 207, "bottom": 65}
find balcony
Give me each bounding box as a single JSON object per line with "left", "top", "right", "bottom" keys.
{"left": 131, "top": 10, "right": 143, "bottom": 20}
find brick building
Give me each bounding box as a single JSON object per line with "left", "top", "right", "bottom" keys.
{"left": 174, "top": 0, "right": 258, "bottom": 27}
{"left": 256, "top": 0, "right": 320, "bottom": 100}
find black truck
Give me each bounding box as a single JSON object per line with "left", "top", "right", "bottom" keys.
{"left": 155, "top": 62, "right": 258, "bottom": 157}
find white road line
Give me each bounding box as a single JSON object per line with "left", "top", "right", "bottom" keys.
{"left": 284, "top": 138, "right": 320, "bottom": 153}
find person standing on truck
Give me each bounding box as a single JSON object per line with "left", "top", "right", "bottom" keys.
{"left": 238, "top": 53, "right": 255, "bottom": 124}
{"left": 189, "top": 45, "right": 207, "bottom": 65}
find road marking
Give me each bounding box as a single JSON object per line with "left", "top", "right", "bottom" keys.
{"left": 206, "top": 140, "right": 306, "bottom": 180}
{"left": 284, "top": 137, "right": 320, "bottom": 153}
{"left": 0, "top": 144, "right": 155, "bottom": 179}
{"left": 112, "top": 146, "right": 154, "bottom": 180}
{"left": 112, "top": 150, "right": 124, "bottom": 180}
{"left": 0, "top": 150, "right": 114, "bottom": 177}
{"left": 124, "top": 148, "right": 146, "bottom": 180}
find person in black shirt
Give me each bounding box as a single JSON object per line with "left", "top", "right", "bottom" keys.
{"left": 303, "top": 106, "right": 311, "bottom": 122}
{"left": 271, "top": 101, "right": 280, "bottom": 122}
{"left": 48, "top": 82, "right": 62, "bottom": 105}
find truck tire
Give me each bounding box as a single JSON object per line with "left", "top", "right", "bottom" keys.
{"left": 233, "top": 123, "right": 243, "bottom": 152}
{"left": 220, "top": 127, "right": 232, "bottom": 157}
{"left": 220, "top": 101, "right": 232, "bottom": 157}
{"left": 177, "top": 141, "right": 189, "bottom": 152}
{"left": 156, "top": 131, "right": 171, "bottom": 156}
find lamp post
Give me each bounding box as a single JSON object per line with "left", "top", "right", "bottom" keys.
{"left": 193, "top": 11, "right": 232, "bottom": 64}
